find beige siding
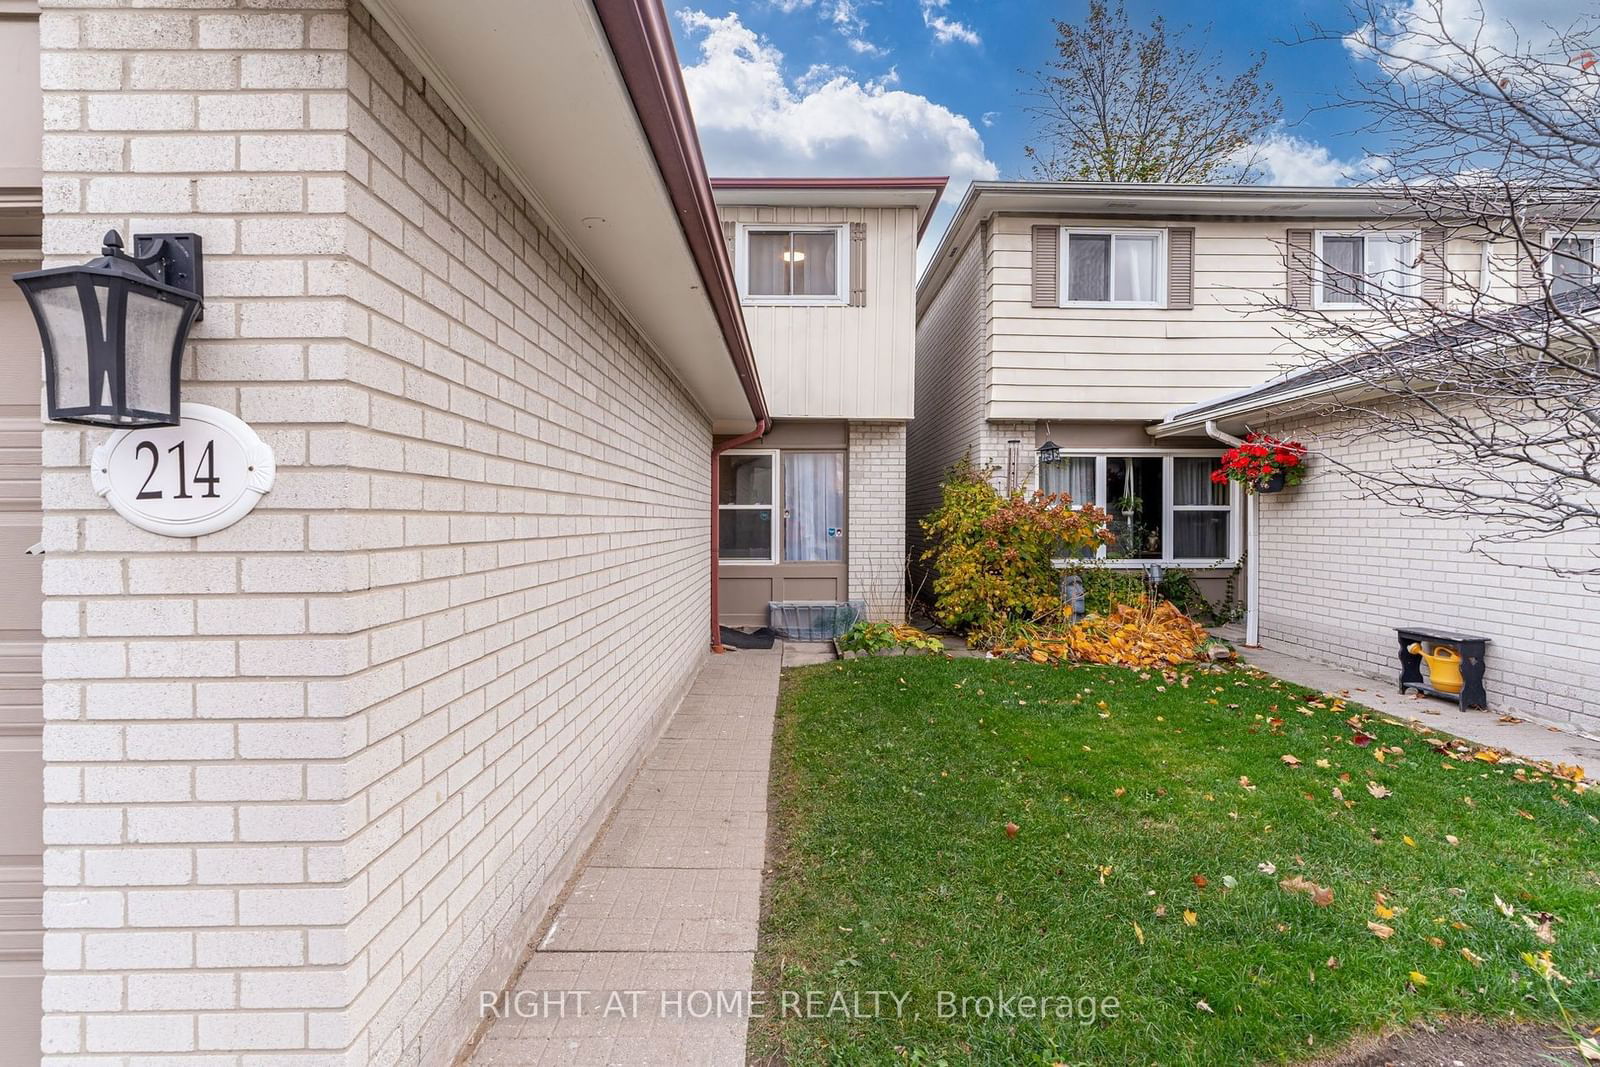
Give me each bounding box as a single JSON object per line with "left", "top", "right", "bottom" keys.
{"left": 718, "top": 203, "right": 916, "bottom": 419}
{"left": 0, "top": 11, "right": 39, "bottom": 189}
{"left": 906, "top": 230, "right": 986, "bottom": 573}
{"left": 986, "top": 215, "right": 1434, "bottom": 422}
{"left": 1257, "top": 404, "right": 1600, "bottom": 732}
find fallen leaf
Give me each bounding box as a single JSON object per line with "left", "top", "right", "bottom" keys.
{"left": 1409, "top": 970, "right": 1429, "bottom": 986}
{"left": 1315, "top": 758, "right": 1331, "bottom": 769}
{"left": 1351, "top": 733, "right": 1374, "bottom": 747}
{"left": 1474, "top": 750, "right": 1502, "bottom": 764}
{"left": 1445, "top": 834, "right": 1460, "bottom": 846}
{"left": 1005, "top": 822, "right": 1019, "bottom": 838}
{"left": 1280, "top": 875, "right": 1335, "bottom": 907}
{"left": 1239, "top": 776, "right": 1256, "bottom": 792}
{"left": 1367, "top": 781, "right": 1391, "bottom": 799}
{"left": 1192, "top": 874, "right": 1209, "bottom": 889}
{"left": 1196, "top": 998, "right": 1213, "bottom": 1014}
{"left": 1282, "top": 754, "right": 1302, "bottom": 767}
{"left": 1367, "top": 921, "right": 1396, "bottom": 940}
{"left": 1133, "top": 921, "right": 1145, "bottom": 945}
{"left": 1494, "top": 895, "right": 1515, "bottom": 918}
{"left": 1326, "top": 956, "right": 1341, "bottom": 969}
{"left": 1258, "top": 861, "right": 1277, "bottom": 875}
{"left": 1222, "top": 875, "right": 1238, "bottom": 889}
{"left": 1375, "top": 903, "right": 1396, "bottom": 920}
{"left": 1183, "top": 909, "right": 1198, "bottom": 926}
{"left": 1113, "top": 786, "right": 1126, "bottom": 797}
{"left": 1461, "top": 947, "right": 1484, "bottom": 967}
{"left": 1402, "top": 835, "right": 1416, "bottom": 848}
{"left": 1576, "top": 1036, "right": 1600, "bottom": 1062}
{"left": 1155, "top": 904, "right": 1167, "bottom": 918}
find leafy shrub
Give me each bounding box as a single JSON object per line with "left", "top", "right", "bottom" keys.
{"left": 1070, "top": 564, "right": 1225, "bottom": 623}
{"left": 920, "top": 459, "right": 1112, "bottom": 646}
{"left": 837, "top": 621, "right": 944, "bottom": 655}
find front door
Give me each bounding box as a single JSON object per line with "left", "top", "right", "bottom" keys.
{"left": 0, "top": 259, "right": 42, "bottom": 1056}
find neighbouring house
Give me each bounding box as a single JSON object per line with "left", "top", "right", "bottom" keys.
{"left": 911, "top": 179, "right": 1595, "bottom": 732}
{"left": 1, "top": 0, "right": 789, "bottom": 1062}
{"left": 711, "top": 177, "right": 943, "bottom": 628}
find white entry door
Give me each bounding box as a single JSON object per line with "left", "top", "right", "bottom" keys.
{"left": 0, "top": 259, "right": 42, "bottom": 1057}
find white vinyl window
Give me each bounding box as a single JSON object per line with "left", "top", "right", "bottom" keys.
{"left": 1059, "top": 228, "right": 1165, "bottom": 307}
{"left": 718, "top": 450, "right": 777, "bottom": 563}
{"left": 1039, "top": 451, "right": 1240, "bottom": 567}
{"left": 736, "top": 225, "right": 848, "bottom": 305}
{"left": 1549, "top": 232, "right": 1598, "bottom": 296}
{"left": 1315, "top": 230, "right": 1421, "bottom": 308}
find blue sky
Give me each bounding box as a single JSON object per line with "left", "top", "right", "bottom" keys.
{"left": 667, "top": 0, "right": 1549, "bottom": 255}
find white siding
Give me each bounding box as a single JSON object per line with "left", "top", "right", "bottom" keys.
{"left": 986, "top": 215, "right": 1428, "bottom": 421}
{"left": 718, "top": 203, "right": 916, "bottom": 420}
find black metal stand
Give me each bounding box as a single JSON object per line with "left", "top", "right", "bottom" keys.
{"left": 1396, "top": 627, "right": 1489, "bottom": 710}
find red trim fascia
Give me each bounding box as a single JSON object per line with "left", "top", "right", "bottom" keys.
{"left": 591, "top": 0, "right": 768, "bottom": 426}
{"left": 709, "top": 419, "right": 770, "bottom": 651}
{"left": 710, "top": 176, "right": 949, "bottom": 240}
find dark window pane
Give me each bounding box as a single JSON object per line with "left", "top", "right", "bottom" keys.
{"left": 747, "top": 232, "right": 788, "bottom": 295}
{"left": 1106, "top": 456, "right": 1163, "bottom": 559}
{"left": 1174, "top": 511, "right": 1229, "bottom": 559}
{"left": 1321, "top": 236, "right": 1363, "bottom": 304}
{"left": 719, "top": 509, "right": 773, "bottom": 560}
{"left": 790, "top": 232, "right": 838, "bottom": 297}
{"left": 1067, "top": 234, "right": 1110, "bottom": 302}
{"left": 718, "top": 453, "right": 772, "bottom": 505}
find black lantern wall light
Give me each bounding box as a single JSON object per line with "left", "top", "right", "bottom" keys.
{"left": 13, "top": 230, "right": 203, "bottom": 427}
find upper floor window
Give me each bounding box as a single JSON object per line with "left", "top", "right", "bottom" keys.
{"left": 1059, "top": 228, "right": 1165, "bottom": 307}
{"left": 1315, "top": 231, "right": 1420, "bottom": 308}
{"left": 1550, "top": 233, "right": 1597, "bottom": 296}
{"left": 737, "top": 225, "right": 848, "bottom": 305}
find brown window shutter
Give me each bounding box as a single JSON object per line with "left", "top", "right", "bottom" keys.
{"left": 1166, "top": 227, "right": 1195, "bottom": 310}
{"left": 1516, "top": 227, "right": 1547, "bottom": 300}
{"left": 1032, "top": 225, "right": 1059, "bottom": 307}
{"left": 1421, "top": 227, "right": 1447, "bottom": 304}
{"left": 1285, "top": 228, "right": 1314, "bottom": 309}
{"left": 849, "top": 221, "right": 866, "bottom": 306}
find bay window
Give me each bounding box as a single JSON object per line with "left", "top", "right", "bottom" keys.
{"left": 1039, "top": 451, "right": 1240, "bottom": 566}
{"left": 1059, "top": 228, "right": 1164, "bottom": 306}
{"left": 1316, "top": 231, "right": 1420, "bottom": 307}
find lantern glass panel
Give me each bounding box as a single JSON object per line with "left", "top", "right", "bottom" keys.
{"left": 125, "top": 289, "right": 185, "bottom": 417}
{"left": 34, "top": 283, "right": 92, "bottom": 409}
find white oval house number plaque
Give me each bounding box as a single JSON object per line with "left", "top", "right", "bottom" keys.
{"left": 91, "top": 403, "right": 276, "bottom": 537}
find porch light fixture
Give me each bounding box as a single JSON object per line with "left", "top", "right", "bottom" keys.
{"left": 13, "top": 229, "right": 204, "bottom": 427}
{"left": 1036, "top": 438, "right": 1062, "bottom": 465}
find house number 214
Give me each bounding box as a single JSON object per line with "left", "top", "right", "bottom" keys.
{"left": 135, "top": 439, "right": 223, "bottom": 501}
{"left": 92, "top": 403, "right": 276, "bottom": 537}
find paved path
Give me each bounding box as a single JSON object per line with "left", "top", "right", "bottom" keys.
{"left": 467, "top": 647, "right": 783, "bottom": 1066}
{"left": 1218, "top": 631, "right": 1600, "bottom": 769}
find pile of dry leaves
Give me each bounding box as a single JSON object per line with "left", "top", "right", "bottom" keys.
{"left": 1006, "top": 597, "right": 1209, "bottom": 669}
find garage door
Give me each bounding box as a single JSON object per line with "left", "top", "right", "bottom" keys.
{"left": 0, "top": 258, "right": 41, "bottom": 1058}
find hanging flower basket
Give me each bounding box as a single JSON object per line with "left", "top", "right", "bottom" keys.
{"left": 1213, "top": 433, "right": 1307, "bottom": 494}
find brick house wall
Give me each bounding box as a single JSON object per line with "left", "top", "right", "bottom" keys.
{"left": 1257, "top": 407, "right": 1600, "bottom": 734}
{"left": 846, "top": 421, "right": 905, "bottom": 621}
{"left": 37, "top": 3, "right": 710, "bottom": 1063}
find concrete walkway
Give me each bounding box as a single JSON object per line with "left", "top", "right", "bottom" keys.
{"left": 466, "top": 646, "right": 783, "bottom": 1066}
{"left": 1216, "top": 629, "right": 1600, "bottom": 769}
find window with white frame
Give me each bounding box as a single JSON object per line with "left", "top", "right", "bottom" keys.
{"left": 1059, "top": 228, "right": 1164, "bottom": 306}
{"left": 1550, "top": 232, "right": 1598, "bottom": 296}
{"left": 718, "top": 450, "right": 777, "bottom": 562}
{"left": 1316, "top": 231, "right": 1420, "bottom": 307}
{"left": 1039, "top": 452, "right": 1239, "bottom": 565}
{"left": 737, "top": 226, "right": 847, "bottom": 303}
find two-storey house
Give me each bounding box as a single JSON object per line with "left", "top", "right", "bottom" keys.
{"left": 913, "top": 180, "right": 1597, "bottom": 733}
{"left": 712, "top": 177, "right": 943, "bottom": 628}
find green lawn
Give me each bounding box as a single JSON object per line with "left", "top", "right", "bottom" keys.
{"left": 752, "top": 655, "right": 1600, "bottom": 1066}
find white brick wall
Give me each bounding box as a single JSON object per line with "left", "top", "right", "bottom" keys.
{"left": 1257, "top": 407, "right": 1600, "bottom": 734}
{"left": 39, "top": 3, "right": 710, "bottom": 1063}
{"left": 848, "top": 421, "right": 906, "bottom": 622}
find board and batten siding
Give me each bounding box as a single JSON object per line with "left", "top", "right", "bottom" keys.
{"left": 717, "top": 203, "right": 917, "bottom": 420}
{"left": 906, "top": 229, "right": 987, "bottom": 573}
{"left": 987, "top": 215, "right": 1372, "bottom": 422}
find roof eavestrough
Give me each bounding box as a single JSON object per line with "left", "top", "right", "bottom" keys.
{"left": 710, "top": 177, "right": 949, "bottom": 241}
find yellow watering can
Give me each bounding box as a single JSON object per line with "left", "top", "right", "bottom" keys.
{"left": 1407, "top": 642, "right": 1463, "bottom": 694}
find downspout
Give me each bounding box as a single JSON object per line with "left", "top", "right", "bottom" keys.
{"left": 711, "top": 418, "right": 770, "bottom": 652}
{"left": 1204, "top": 420, "right": 1259, "bottom": 648}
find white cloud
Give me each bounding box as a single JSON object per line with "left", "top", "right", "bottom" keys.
{"left": 981, "top": 110, "right": 999, "bottom": 127}
{"left": 920, "top": 0, "right": 981, "bottom": 46}
{"left": 1345, "top": 0, "right": 1566, "bottom": 75}
{"left": 678, "top": 10, "right": 997, "bottom": 266}
{"left": 1248, "top": 132, "right": 1389, "bottom": 186}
